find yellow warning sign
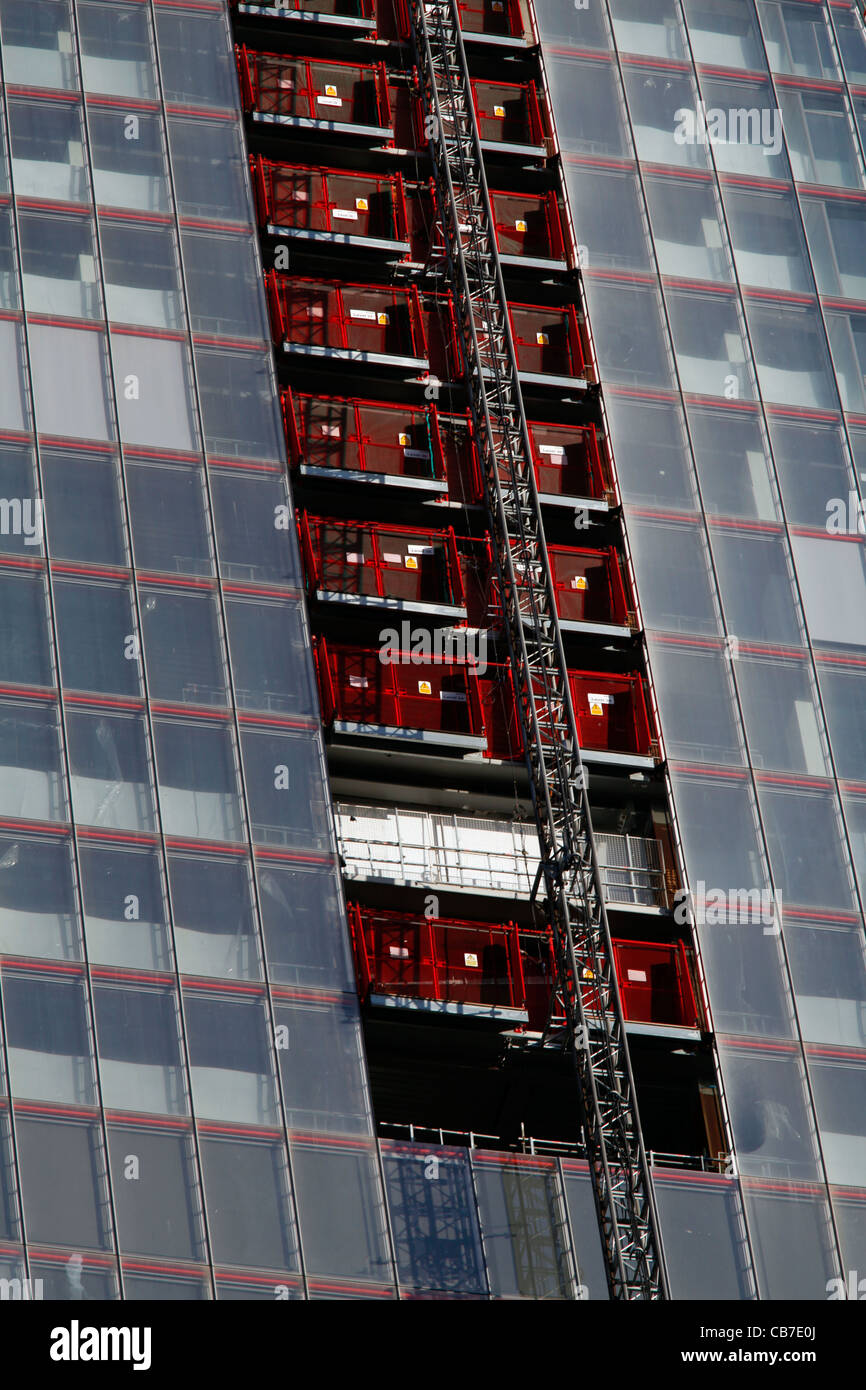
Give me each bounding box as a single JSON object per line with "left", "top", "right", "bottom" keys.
{"left": 405, "top": 555, "right": 418, "bottom": 570}
{"left": 515, "top": 219, "right": 527, "bottom": 232}
{"left": 494, "top": 105, "right": 506, "bottom": 117}
{"left": 464, "top": 953, "right": 479, "bottom": 968}
{"left": 377, "top": 312, "right": 389, "bottom": 325}
{"left": 418, "top": 680, "right": 432, "bottom": 695}
{"left": 398, "top": 433, "right": 410, "bottom": 446}
{"left": 590, "top": 702, "right": 604, "bottom": 717}
{"left": 325, "top": 84, "right": 338, "bottom": 97}
{"left": 536, "top": 332, "right": 549, "bottom": 346}
{"left": 356, "top": 197, "right": 369, "bottom": 211}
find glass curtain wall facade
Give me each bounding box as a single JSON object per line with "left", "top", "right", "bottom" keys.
{"left": 538, "top": 0, "right": 866, "bottom": 1298}
{"left": 1, "top": 0, "right": 863, "bottom": 1303}
{"left": 0, "top": 0, "right": 393, "bottom": 1300}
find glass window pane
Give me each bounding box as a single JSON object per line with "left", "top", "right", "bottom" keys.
{"left": 89, "top": 108, "right": 169, "bottom": 214}
{"left": 698, "top": 77, "right": 788, "bottom": 179}
{"left": 682, "top": 0, "right": 767, "bottom": 68}
{"left": 711, "top": 527, "right": 804, "bottom": 645}
{"left": 101, "top": 219, "right": 184, "bottom": 332}
{"left": 0, "top": 205, "right": 16, "bottom": 312}
{"left": 583, "top": 281, "right": 675, "bottom": 390}
{"left": 140, "top": 587, "right": 228, "bottom": 707}
{"left": 0, "top": 833, "right": 78, "bottom": 962}
{"left": 561, "top": 165, "right": 652, "bottom": 274}
{"left": 16, "top": 1115, "right": 110, "bottom": 1250}
{"left": 126, "top": 462, "right": 211, "bottom": 578}
{"left": 723, "top": 185, "right": 813, "bottom": 294}
{"left": 687, "top": 404, "right": 779, "bottom": 522}
{"left": 240, "top": 728, "right": 332, "bottom": 851}
{"left": 257, "top": 861, "right": 354, "bottom": 991}
{"left": 647, "top": 636, "right": 745, "bottom": 765}
{"left": 827, "top": 307, "right": 866, "bottom": 415}
{"left": 79, "top": 843, "right": 171, "bottom": 972}
{"left": 383, "top": 1145, "right": 487, "bottom": 1295}
{"left": 0, "top": 700, "right": 65, "bottom": 822}
{"left": 768, "top": 416, "right": 855, "bottom": 529}
{"left": 535, "top": 0, "right": 610, "bottom": 47}
{"left": 200, "top": 1135, "right": 298, "bottom": 1272}
{"left": 184, "top": 991, "right": 279, "bottom": 1126}
{"left": 29, "top": 324, "right": 112, "bottom": 442}
{"left": 167, "top": 852, "right": 261, "bottom": 981}
{"left": 832, "top": 6, "right": 866, "bottom": 85}
{"left": 225, "top": 597, "right": 315, "bottom": 717}
{"left": 65, "top": 709, "right": 156, "bottom": 834}
{"left": 0, "top": 0, "right": 76, "bottom": 90}
{"left": 108, "top": 1125, "right": 204, "bottom": 1260}
{"left": 670, "top": 771, "right": 770, "bottom": 900}
{"left": 777, "top": 87, "right": 863, "bottom": 189}
{"left": 3, "top": 972, "right": 96, "bottom": 1106}
{"left": 809, "top": 1055, "right": 866, "bottom": 1186}
{"left": 472, "top": 1156, "right": 574, "bottom": 1299}
{"left": 275, "top": 996, "right": 372, "bottom": 1136}
{"left": 54, "top": 579, "right": 141, "bottom": 697}
{"left": 153, "top": 722, "right": 244, "bottom": 839}
{"left": 758, "top": 0, "right": 840, "bottom": 79}
{"left": 0, "top": 573, "right": 53, "bottom": 687}
{"left": 545, "top": 56, "right": 630, "bottom": 158}
{"left": 654, "top": 1175, "right": 753, "bottom": 1300}
{"left": 153, "top": 717, "right": 244, "bottom": 843}
{"left": 182, "top": 229, "right": 267, "bottom": 341}
{"left": 78, "top": 1, "right": 156, "bottom": 101}
{"left": 561, "top": 1169, "right": 610, "bottom": 1299}
{"left": 623, "top": 63, "right": 708, "bottom": 169}
{"left": 802, "top": 195, "right": 866, "bottom": 301}
{"left": 93, "top": 984, "right": 186, "bottom": 1116}
{"left": 290, "top": 1138, "right": 393, "bottom": 1282}
{"left": 42, "top": 450, "right": 126, "bottom": 566}
{"left": 743, "top": 1185, "right": 839, "bottom": 1297}
{"left": 666, "top": 288, "right": 754, "bottom": 399}
{"left": 19, "top": 210, "right": 100, "bottom": 319}
{"left": 758, "top": 780, "right": 857, "bottom": 913}
{"left": 111, "top": 333, "right": 197, "bottom": 453}
{"left": 209, "top": 470, "right": 301, "bottom": 584}
{"left": 819, "top": 660, "right": 866, "bottom": 780}
{"left": 645, "top": 174, "right": 731, "bottom": 283}
{"left": 735, "top": 653, "right": 829, "bottom": 775}
{"left": 0, "top": 447, "right": 39, "bottom": 559}
{"left": 195, "top": 347, "right": 283, "bottom": 461}
{"left": 719, "top": 1042, "right": 822, "bottom": 1180}
{"left": 791, "top": 533, "right": 866, "bottom": 649}
{"left": 606, "top": 394, "right": 697, "bottom": 508}
{"left": 0, "top": 320, "right": 28, "bottom": 433}
{"left": 167, "top": 116, "right": 250, "bottom": 223}
{"left": 30, "top": 1256, "right": 119, "bottom": 1301}
{"left": 628, "top": 516, "right": 720, "bottom": 636}
{"left": 155, "top": 7, "right": 237, "bottom": 111}
{"left": 609, "top": 0, "right": 686, "bottom": 59}
{"left": 786, "top": 920, "right": 866, "bottom": 1049}
{"left": 8, "top": 97, "right": 87, "bottom": 202}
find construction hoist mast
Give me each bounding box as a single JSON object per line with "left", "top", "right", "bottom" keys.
{"left": 409, "top": 0, "right": 668, "bottom": 1299}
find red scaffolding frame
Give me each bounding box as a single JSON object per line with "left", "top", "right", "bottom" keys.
{"left": 267, "top": 274, "right": 427, "bottom": 363}
{"left": 284, "top": 390, "right": 446, "bottom": 486}
{"left": 315, "top": 636, "right": 487, "bottom": 742}
{"left": 490, "top": 189, "right": 567, "bottom": 265}
{"left": 526, "top": 420, "right": 611, "bottom": 501}
{"left": 236, "top": 46, "right": 391, "bottom": 131}
{"left": 252, "top": 157, "right": 410, "bottom": 247}
{"left": 348, "top": 903, "right": 528, "bottom": 1014}
{"left": 547, "top": 545, "right": 631, "bottom": 627}
{"left": 567, "top": 671, "right": 655, "bottom": 758}
{"left": 470, "top": 78, "right": 547, "bottom": 149}
{"left": 299, "top": 515, "right": 466, "bottom": 609}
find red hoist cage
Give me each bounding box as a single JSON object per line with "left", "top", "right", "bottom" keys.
{"left": 456, "top": 0, "right": 527, "bottom": 39}
{"left": 230, "top": 0, "right": 376, "bottom": 17}
{"left": 348, "top": 904, "right": 528, "bottom": 1014}
{"left": 251, "top": 157, "right": 411, "bottom": 247}
{"left": 235, "top": 48, "right": 392, "bottom": 131}
{"left": 267, "top": 275, "right": 427, "bottom": 361}
{"left": 470, "top": 78, "right": 547, "bottom": 149}
{"left": 284, "top": 390, "right": 447, "bottom": 486}
{"left": 489, "top": 189, "right": 567, "bottom": 265}
{"left": 420, "top": 294, "right": 584, "bottom": 382}
{"left": 525, "top": 420, "right": 612, "bottom": 502}
{"left": 314, "top": 637, "right": 487, "bottom": 742}
{"left": 547, "top": 546, "right": 631, "bottom": 627}
{"left": 611, "top": 940, "right": 700, "bottom": 1030}
{"left": 568, "top": 671, "right": 655, "bottom": 758}
{"left": 299, "top": 515, "right": 466, "bottom": 609}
